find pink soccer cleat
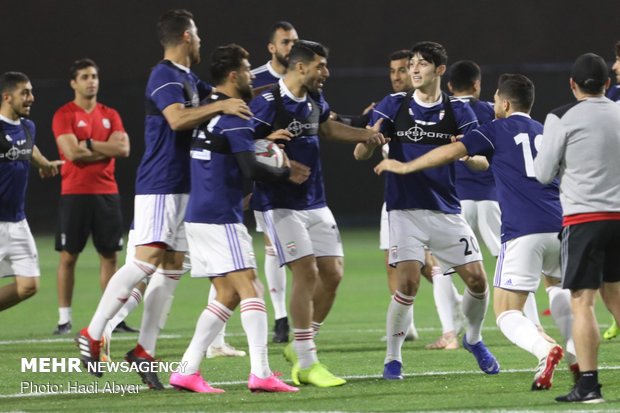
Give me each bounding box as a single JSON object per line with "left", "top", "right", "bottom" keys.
{"left": 170, "top": 371, "right": 225, "bottom": 393}
{"left": 248, "top": 373, "right": 299, "bottom": 393}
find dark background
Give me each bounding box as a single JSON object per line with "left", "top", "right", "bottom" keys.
{"left": 3, "top": 0, "right": 618, "bottom": 232}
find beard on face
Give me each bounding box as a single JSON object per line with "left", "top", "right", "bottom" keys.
{"left": 275, "top": 52, "right": 289, "bottom": 68}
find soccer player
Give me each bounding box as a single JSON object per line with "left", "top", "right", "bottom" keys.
{"left": 0, "top": 72, "right": 63, "bottom": 311}
{"left": 76, "top": 9, "right": 251, "bottom": 388}
{"left": 52, "top": 58, "right": 135, "bottom": 336}
{"left": 251, "top": 40, "right": 386, "bottom": 387}
{"left": 376, "top": 73, "right": 576, "bottom": 389}
{"left": 250, "top": 21, "right": 299, "bottom": 343}
{"left": 362, "top": 41, "right": 499, "bottom": 380}
{"left": 535, "top": 53, "right": 620, "bottom": 403}
{"left": 170, "top": 44, "right": 309, "bottom": 393}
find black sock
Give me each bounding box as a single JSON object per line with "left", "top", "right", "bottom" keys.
{"left": 579, "top": 370, "right": 598, "bottom": 388}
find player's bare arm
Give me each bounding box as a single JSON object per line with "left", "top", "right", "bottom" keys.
{"left": 162, "top": 99, "right": 253, "bottom": 131}
{"left": 320, "top": 117, "right": 386, "bottom": 145}
{"left": 85, "top": 131, "right": 130, "bottom": 158}
{"left": 353, "top": 118, "right": 385, "bottom": 160}
{"left": 375, "top": 141, "right": 468, "bottom": 175}
{"left": 56, "top": 133, "right": 106, "bottom": 163}
{"left": 31, "top": 145, "right": 64, "bottom": 178}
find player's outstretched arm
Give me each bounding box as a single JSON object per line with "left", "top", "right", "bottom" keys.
{"left": 162, "top": 99, "right": 253, "bottom": 131}
{"left": 31, "top": 145, "right": 64, "bottom": 178}
{"left": 319, "top": 118, "right": 387, "bottom": 146}
{"left": 374, "top": 141, "right": 468, "bottom": 175}
{"left": 353, "top": 119, "right": 384, "bottom": 160}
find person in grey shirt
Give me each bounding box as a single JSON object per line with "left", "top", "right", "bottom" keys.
{"left": 534, "top": 52, "right": 620, "bottom": 404}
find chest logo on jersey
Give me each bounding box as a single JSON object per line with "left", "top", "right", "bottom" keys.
{"left": 77, "top": 120, "right": 87, "bottom": 128}
{"left": 287, "top": 120, "right": 319, "bottom": 137}
{"left": 1, "top": 146, "right": 32, "bottom": 161}
{"left": 102, "top": 118, "right": 111, "bottom": 129}
{"left": 396, "top": 125, "right": 452, "bottom": 142}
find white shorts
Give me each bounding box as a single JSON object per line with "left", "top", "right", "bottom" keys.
{"left": 493, "top": 232, "right": 561, "bottom": 293}
{"left": 0, "top": 220, "right": 40, "bottom": 278}
{"left": 461, "top": 199, "right": 501, "bottom": 256}
{"left": 379, "top": 203, "right": 389, "bottom": 250}
{"left": 388, "top": 209, "right": 482, "bottom": 272}
{"left": 254, "top": 207, "right": 343, "bottom": 266}
{"left": 186, "top": 222, "right": 256, "bottom": 278}
{"left": 133, "top": 194, "right": 189, "bottom": 252}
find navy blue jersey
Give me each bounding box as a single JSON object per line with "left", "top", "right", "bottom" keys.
{"left": 185, "top": 95, "right": 255, "bottom": 224}
{"left": 460, "top": 113, "right": 562, "bottom": 242}
{"left": 607, "top": 84, "right": 620, "bottom": 103}
{"left": 249, "top": 80, "right": 330, "bottom": 211}
{"left": 251, "top": 61, "right": 282, "bottom": 88}
{"left": 370, "top": 91, "right": 478, "bottom": 213}
{"left": 136, "top": 60, "right": 212, "bottom": 195}
{"left": 454, "top": 97, "right": 497, "bottom": 201}
{"left": 0, "top": 117, "right": 36, "bottom": 222}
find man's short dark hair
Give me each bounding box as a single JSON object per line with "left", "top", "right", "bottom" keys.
{"left": 497, "top": 74, "right": 535, "bottom": 112}
{"left": 448, "top": 60, "right": 481, "bottom": 92}
{"left": 410, "top": 41, "right": 448, "bottom": 67}
{"left": 210, "top": 44, "right": 250, "bottom": 86}
{"left": 0, "top": 72, "right": 30, "bottom": 95}
{"left": 157, "top": 9, "right": 194, "bottom": 47}
{"left": 571, "top": 53, "right": 609, "bottom": 95}
{"left": 70, "top": 58, "right": 99, "bottom": 80}
{"left": 269, "top": 21, "right": 295, "bottom": 43}
{"left": 389, "top": 50, "right": 413, "bottom": 62}
{"left": 288, "top": 40, "right": 328, "bottom": 68}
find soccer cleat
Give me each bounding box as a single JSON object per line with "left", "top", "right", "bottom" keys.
{"left": 426, "top": 332, "right": 459, "bottom": 350}
{"left": 569, "top": 363, "right": 581, "bottom": 384}
{"left": 382, "top": 360, "right": 403, "bottom": 380}
{"left": 462, "top": 335, "right": 500, "bottom": 375}
{"left": 531, "top": 345, "right": 564, "bottom": 390}
{"left": 603, "top": 319, "right": 619, "bottom": 340}
{"left": 125, "top": 345, "right": 164, "bottom": 390}
{"left": 53, "top": 322, "right": 72, "bottom": 335}
{"left": 555, "top": 383, "right": 604, "bottom": 403}
{"left": 75, "top": 328, "right": 102, "bottom": 377}
{"left": 170, "top": 371, "right": 225, "bottom": 393}
{"left": 113, "top": 321, "right": 139, "bottom": 333}
{"left": 273, "top": 317, "right": 290, "bottom": 343}
{"left": 283, "top": 342, "right": 297, "bottom": 364}
{"left": 206, "top": 342, "right": 247, "bottom": 359}
{"left": 248, "top": 373, "right": 299, "bottom": 393}
{"left": 293, "top": 362, "right": 346, "bottom": 388}
{"left": 100, "top": 323, "right": 113, "bottom": 363}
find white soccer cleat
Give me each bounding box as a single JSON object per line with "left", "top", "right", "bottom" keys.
{"left": 206, "top": 342, "right": 247, "bottom": 359}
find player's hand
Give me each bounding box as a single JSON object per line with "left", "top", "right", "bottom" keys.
{"left": 39, "top": 160, "right": 65, "bottom": 178}
{"left": 221, "top": 98, "right": 253, "bottom": 120}
{"left": 365, "top": 119, "right": 388, "bottom": 146}
{"left": 266, "top": 129, "right": 293, "bottom": 147}
{"left": 450, "top": 134, "right": 464, "bottom": 143}
{"left": 287, "top": 160, "right": 311, "bottom": 185}
{"left": 362, "top": 102, "right": 375, "bottom": 115}
{"left": 374, "top": 159, "right": 407, "bottom": 175}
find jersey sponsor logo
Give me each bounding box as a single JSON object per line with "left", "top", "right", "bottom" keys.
{"left": 286, "top": 120, "right": 319, "bottom": 137}
{"left": 396, "top": 125, "right": 453, "bottom": 142}
{"left": 102, "top": 118, "right": 111, "bottom": 129}
{"left": 1, "top": 146, "right": 32, "bottom": 160}
{"left": 286, "top": 241, "right": 297, "bottom": 256}
{"left": 77, "top": 120, "right": 87, "bottom": 128}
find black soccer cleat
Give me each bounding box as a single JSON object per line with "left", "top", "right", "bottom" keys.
{"left": 272, "top": 317, "right": 290, "bottom": 343}
{"left": 125, "top": 346, "right": 164, "bottom": 390}
{"left": 556, "top": 383, "right": 604, "bottom": 403}
{"left": 53, "top": 322, "right": 72, "bottom": 335}
{"left": 113, "top": 321, "right": 139, "bottom": 333}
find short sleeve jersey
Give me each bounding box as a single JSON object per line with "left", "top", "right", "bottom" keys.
{"left": 607, "top": 85, "right": 620, "bottom": 103}
{"left": 52, "top": 102, "right": 125, "bottom": 194}
{"left": 250, "top": 61, "right": 282, "bottom": 88}
{"left": 185, "top": 94, "right": 256, "bottom": 224}
{"left": 460, "top": 113, "right": 562, "bottom": 242}
{"left": 136, "top": 60, "right": 212, "bottom": 195}
{"left": 454, "top": 98, "right": 497, "bottom": 201}
{"left": 0, "top": 117, "right": 36, "bottom": 222}
{"left": 370, "top": 91, "right": 478, "bottom": 213}
{"left": 249, "top": 79, "right": 330, "bottom": 211}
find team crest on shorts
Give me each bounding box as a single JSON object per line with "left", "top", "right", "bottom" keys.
{"left": 286, "top": 242, "right": 297, "bottom": 256}
{"left": 390, "top": 246, "right": 398, "bottom": 260}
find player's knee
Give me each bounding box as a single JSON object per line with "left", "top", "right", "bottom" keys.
{"left": 17, "top": 280, "right": 38, "bottom": 300}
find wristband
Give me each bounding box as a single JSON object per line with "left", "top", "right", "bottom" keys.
{"left": 86, "top": 138, "right": 93, "bottom": 150}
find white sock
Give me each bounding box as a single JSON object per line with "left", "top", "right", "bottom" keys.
{"left": 432, "top": 267, "right": 456, "bottom": 334}
{"left": 293, "top": 329, "right": 318, "bottom": 369}
{"left": 138, "top": 268, "right": 182, "bottom": 356}
{"left": 182, "top": 301, "right": 232, "bottom": 375}
{"left": 385, "top": 290, "right": 414, "bottom": 364}
{"left": 109, "top": 285, "right": 144, "bottom": 331}
{"left": 240, "top": 298, "right": 271, "bottom": 378}
{"left": 88, "top": 259, "right": 156, "bottom": 339}
{"left": 264, "top": 246, "right": 287, "bottom": 320}
{"left": 547, "top": 285, "right": 575, "bottom": 362}
{"left": 311, "top": 321, "right": 323, "bottom": 338}
{"left": 523, "top": 293, "right": 541, "bottom": 327}
{"left": 497, "top": 310, "right": 552, "bottom": 359}
{"left": 462, "top": 287, "right": 489, "bottom": 344}
{"left": 58, "top": 307, "right": 71, "bottom": 325}
{"left": 208, "top": 283, "right": 226, "bottom": 347}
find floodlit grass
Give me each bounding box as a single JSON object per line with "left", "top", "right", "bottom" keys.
{"left": 1, "top": 230, "right": 619, "bottom": 412}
